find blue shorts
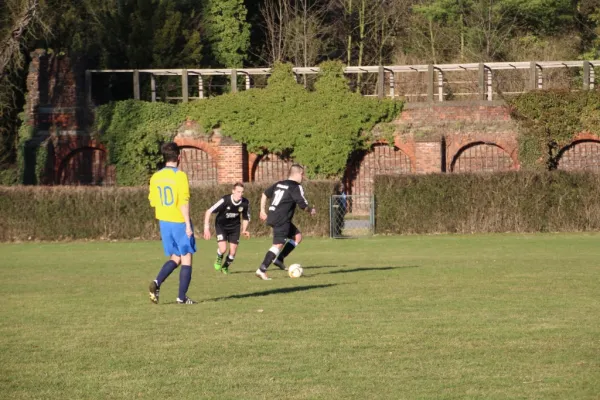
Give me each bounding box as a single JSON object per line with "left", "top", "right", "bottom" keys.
{"left": 159, "top": 221, "right": 196, "bottom": 257}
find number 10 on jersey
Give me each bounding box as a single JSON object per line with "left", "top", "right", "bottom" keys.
{"left": 158, "top": 186, "right": 174, "bottom": 206}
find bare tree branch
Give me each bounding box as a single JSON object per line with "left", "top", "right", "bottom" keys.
{"left": 0, "top": 0, "right": 40, "bottom": 79}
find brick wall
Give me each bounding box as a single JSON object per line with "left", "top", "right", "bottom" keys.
{"left": 24, "top": 52, "right": 600, "bottom": 190}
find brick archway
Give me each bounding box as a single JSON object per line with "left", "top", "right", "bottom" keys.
{"left": 557, "top": 140, "right": 600, "bottom": 171}
{"left": 250, "top": 152, "right": 293, "bottom": 182}
{"left": 57, "top": 146, "right": 107, "bottom": 185}
{"left": 450, "top": 142, "right": 514, "bottom": 173}
{"left": 345, "top": 144, "right": 412, "bottom": 213}
{"left": 178, "top": 146, "right": 218, "bottom": 185}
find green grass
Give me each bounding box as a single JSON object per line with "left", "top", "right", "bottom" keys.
{"left": 1, "top": 234, "right": 599, "bottom": 399}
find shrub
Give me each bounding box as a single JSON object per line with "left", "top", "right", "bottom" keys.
{"left": 374, "top": 171, "right": 600, "bottom": 234}
{"left": 0, "top": 181, "right": 335, "bottom": 241}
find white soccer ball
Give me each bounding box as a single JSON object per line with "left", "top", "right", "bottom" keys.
{"left": 288, "top": 263, "right": 303, "bottom": 278}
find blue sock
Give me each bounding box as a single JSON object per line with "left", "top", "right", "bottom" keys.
{"left": 178, "top": 265, "right": 192, "bottom": 300}
{"left": 156, "top": 260, "right": 178, "bottom": 287}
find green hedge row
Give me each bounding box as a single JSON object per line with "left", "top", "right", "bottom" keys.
{"left": 0, "top": 181, "right": 335, "bottom": 241}
{"left": 5, "top": 171, "right": 600, "bottom": 241}
{"left": 375, "top": 171, "right": 600, "bottom": 234}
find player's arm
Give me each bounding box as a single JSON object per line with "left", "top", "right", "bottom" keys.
{"left": 148, "top": 175, "right": 158, "bottom": 208}
{"left": 242, "top": 202, "right": 251, "bottom": 238}
{"left": 176, "top": 172, "right": 193, "bottom": 237}
{"left": 241, "top": 219, "right": 250, "bottom": 238}
{"left": 260, "top": 193, "right": 268, "bottom": 221}
{"left": 293, "top": 184, "right": 317, "bottom": 215}
{"left": 203, "top": 198, "right": 225, "bottom": 240}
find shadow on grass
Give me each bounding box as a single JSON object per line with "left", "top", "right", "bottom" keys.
{"left": 205, "top": 283, "right": 338, "bottom": 302}
{"left": 229, "top": 265, "right": 341, "bottom": 274}
{"left": 304, "top": 265, "right": 419, "bottom": 276}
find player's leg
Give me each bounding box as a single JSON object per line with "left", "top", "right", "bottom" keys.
{"left": 256, "top": 225, "right": 286, "bottom": 280}
{"left": 175, "top": 223, "right": 197, "bottom": 304}
{"left": 221, "top": 229, "right": 240, "bottom": 274}
{"left": 149, "top": 222, "right": 181, "bottom": 304}
{"left": 214, "top": 225, "right": 227, "bottom": 271}
{"left": 273, "top": 224, "right": 302, "bottom": 270}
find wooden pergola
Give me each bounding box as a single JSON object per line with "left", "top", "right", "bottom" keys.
{"left": 86, "top": 60, "right": 599, "bottom": 104}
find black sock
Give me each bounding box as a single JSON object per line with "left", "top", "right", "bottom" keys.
{"left": 178, "top": 265, "right": 192, "bottom": 300}
{"left": 260, "top": 247, "right": 280, "bottom": 271}
{"left": 222, "top": 254, "right": 234, "bottom": 269}
{"left": 156, "top": 260, "right": 178, "bottom": 286}
{"left": 277, "top": 240, "right": 297, "bottom": 262}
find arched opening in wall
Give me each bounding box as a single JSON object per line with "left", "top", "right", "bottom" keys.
{"left": 251, "top": 152, "right": 293, "bottom": 182}
{"left": 345, "top": 144, "right": 412, "bottom": 213}
{"left": 58, "top": 147, "right": 106, "bottom": 185}
{"left": 450, "top": 142, "right": 513, "bottom": 173}
{"left": 556, "top": 140, "right": 600, "bottom": 171}
{"left": 179, "top": 146, "right": 218, "bottom": 185}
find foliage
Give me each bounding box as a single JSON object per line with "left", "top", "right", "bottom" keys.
{"left": 96, "top": 62, "right": 402, "bottom": 184}
{"left": 508, "top": 90, "right": 600, "bottom": 169}
{"left": 202, "top": 0, "right": 250, "bottom": 68}
{"left": 0, "top": 181, "right": 335, "bottom": 241}
{"left": 95, "top": 100, "right": 183, "bottom": 185}
{"left": 15, "top": 110, "right": 48, "bottom": 184}
{"left": 375, "top": 171, "right": 600, "bottom": 235}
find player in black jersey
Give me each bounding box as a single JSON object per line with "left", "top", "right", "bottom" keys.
{"left": 203, "top": 182, "right": 251, "bottom": 274}
{"left": 256, "top": 164, "right": 316, "bottom": 280}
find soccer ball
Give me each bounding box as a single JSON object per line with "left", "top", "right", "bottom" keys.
{"left": 288, "top": 264, "right": 303, "bottom": 278}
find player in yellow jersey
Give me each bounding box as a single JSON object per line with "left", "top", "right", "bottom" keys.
{"left": 147, "top": 142, "right": 197, "bottom": 304}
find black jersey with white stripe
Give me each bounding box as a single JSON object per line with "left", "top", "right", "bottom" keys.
{"left": 264, "top": 179, "right": 309, "bottom": 226}
{"left": 208, "top": 195, "right": 250, "bottom": 230}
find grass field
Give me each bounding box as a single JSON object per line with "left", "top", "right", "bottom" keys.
{"left": 1, "top": 234, "right": 599, "bottom": 399}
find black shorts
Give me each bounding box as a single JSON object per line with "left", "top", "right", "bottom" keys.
{"left": 271, "top": 222, "right": 300, "bottom": 245}
{"left": 215, "top": 224, "right": 240, "bottom": 244}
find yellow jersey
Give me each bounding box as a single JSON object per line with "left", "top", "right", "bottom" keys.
{"left": 148, "top": 167, "right": 190, "bottom": 223}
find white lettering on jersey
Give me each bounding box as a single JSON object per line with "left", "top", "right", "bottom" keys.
{"left": 272, "top": 189, "right": 285, "bottom": 207}
{"left": 225, "top": 213, "right": 238, "bottom": 218}
{"left": 276, "top": 184, "right": 289, "bottom": 189}
{"left": 298, "top": 185, "right": 309, "bottom": 205}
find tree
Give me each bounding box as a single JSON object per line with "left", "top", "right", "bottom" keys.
{"left": 203, "top": 0, "right": 251, "bottom": 67}
{"left": 0, "top": 0, "right": 47, "bottom": 175}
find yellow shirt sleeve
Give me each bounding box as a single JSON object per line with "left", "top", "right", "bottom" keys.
{"left": 148, "top": 174, "right": 158, "bottom": 208}
{"left": 176, "top": 171, "right": 190, "bottom": 206}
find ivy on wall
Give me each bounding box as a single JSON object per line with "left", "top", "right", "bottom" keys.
{"left": 508, "top": 90, "right": 600, "bottom": 170}
{"left": 95, "top": 61, "right": 402, "bottom": 185}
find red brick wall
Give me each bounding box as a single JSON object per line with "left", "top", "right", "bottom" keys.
{"left": 24, "top": 52, "right": 600, "bottom": 187}
{"left": 398, "top": 102, "right": 519, "bottom": 173}
{"left": 27, "top": 49, "right": 82, "bottom": 132}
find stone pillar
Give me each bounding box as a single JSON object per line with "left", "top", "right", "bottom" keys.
{"left": 217, "top": 136, "right": 244, "bottom": 184}
{"left": 415, "top": 141, "right": 442, "bottom": 173}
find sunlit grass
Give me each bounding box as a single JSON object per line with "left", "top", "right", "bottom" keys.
{"left": 1, "top": 234, "right": 599, "bottom": 399}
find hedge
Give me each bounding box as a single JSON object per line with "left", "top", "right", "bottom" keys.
{"left": 375, "top": 171, "right": 600, "bottom": 234}
{"left": 5, "top": 171, "right": 600, "bottom": 241}
{"left": 0, "top": 181, "right": 335, "bottom": 241}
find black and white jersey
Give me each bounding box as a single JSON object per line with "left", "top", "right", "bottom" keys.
{"left": 208, "top": 195, "right": 250, "bottom": 230}
{"left": 264, "top": 179, "right": 310, "bottom": 226}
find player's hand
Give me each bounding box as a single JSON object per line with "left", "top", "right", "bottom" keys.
{"left": 242, "top": 231, "right": 250, "bottom": 239}
{"left": 186, "top": 225, "right": 193, "bottom": 238}
{"left": 310, "top": 207, "right": 317, "bottom": 216}
{"left": 203, "top": 228, "right": 211, "bottom": 240}
{"left": 260, "top": 211, "right": 267, "bottom": 221}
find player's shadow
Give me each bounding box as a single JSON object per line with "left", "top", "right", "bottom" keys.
{"left": 302, "top": 265, "right": 342, "bottom": 270}
{"left": 206, "top": 283, "right": 338, "bottom": 302}
{"left": 229, "top": 265, "right": 340, "bottom": 275}
{"left": 305, "top": 265, "right": 419, "bottom": 276}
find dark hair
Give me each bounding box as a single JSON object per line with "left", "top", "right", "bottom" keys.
{"left": 161, "top": 142, "right": 180, "bottom": 163}
{"left": 232, "top": 182, "right": 244, "bottom": 189}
